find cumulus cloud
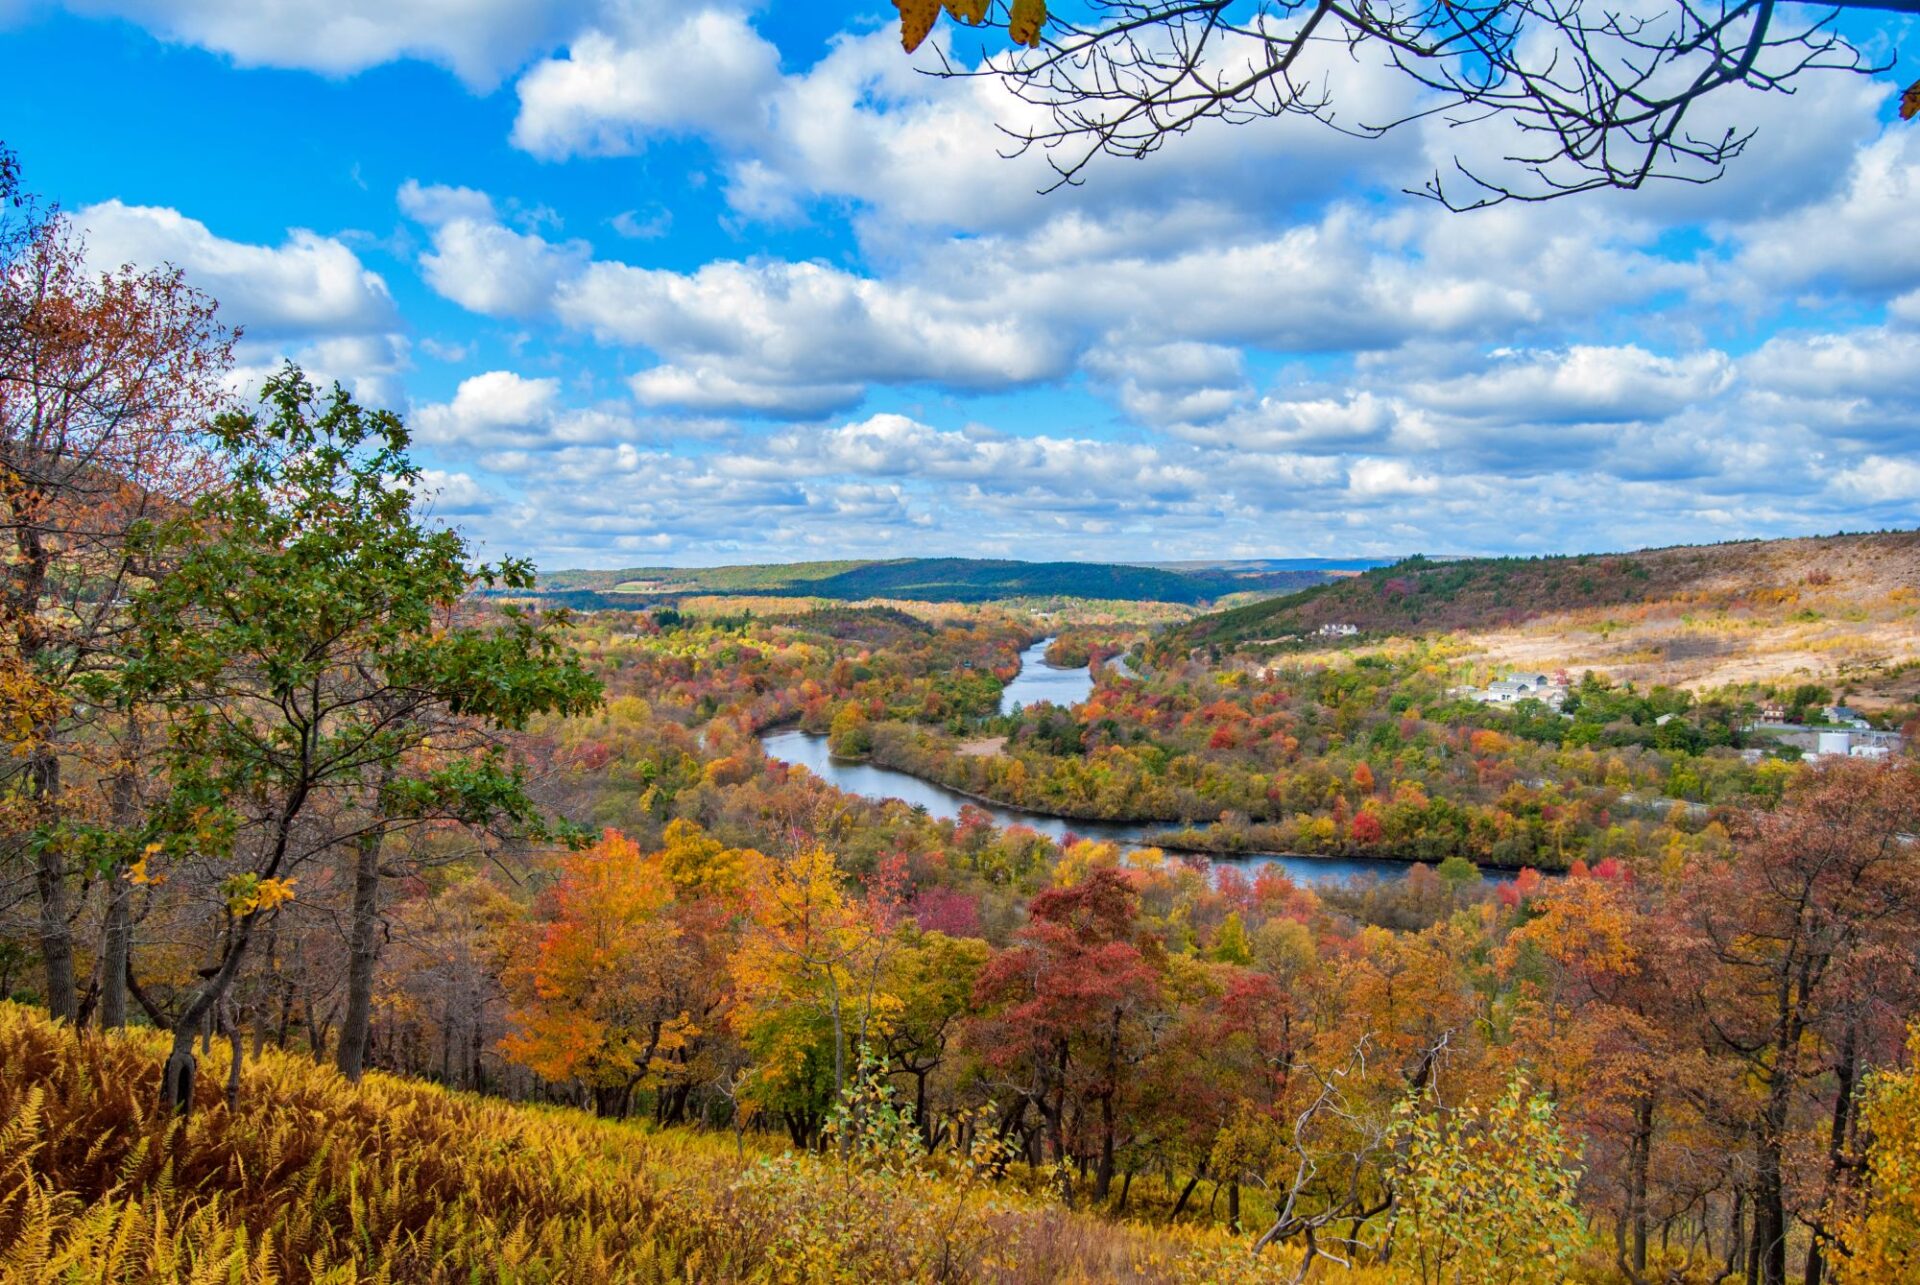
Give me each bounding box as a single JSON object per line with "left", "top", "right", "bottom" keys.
{"left": 511, "top": 7, "right": 781, "bottom": 158}
{"left": 1406, "top": 346, "right": 1734, "bottom": 425}
{"left": 75, "top": 200, "right": 408, "bottom": 406}
{"left": 1831, "top": 455, "right": 1920, "bottom": 505}
{"left": 78, "top": 200, "right": 396, "bottom": 337}
{"left": 1731, "top": 125, "right": 1920, "bottom": 299}
{"left": 399, "top": 181, "right": 591, "bottom": 319}
{"left": 61, "top": 0, "right": 600, "bottom": 87}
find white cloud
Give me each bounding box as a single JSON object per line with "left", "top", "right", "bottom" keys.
{"left": 1406, "top": 346, "right": 1734, "bottom": 424}
{"left": 1346, "top": 458, "right": 1440, "bottom": 497}
{"left": 78, "top": 200, "right": 396, "bottom": 337}
{"left": 399, "top": 181, "right": 592, "bottom": 318}
{"left": 1731, "top": 124, "right": 1920, "bottom": 299}
{"left": 414, "top": 371, "right": 560, "bottom": 448}
{"left": 511, "top": 7, "right": 781, "bottom": 158}
{"left": 1831, "top": 455, "right": 1920, "bottom": 506}
{"left": 558, "top": 256, "right": 1070, "bottom": 393}
{"left": 62, "top": 0, "right": 600, "bottom": 87}
{"left": 418, "top": 469, "right": 498, "bottom": 515}
{"left": 628, "top": 366, "right": 864, "bottom": 419}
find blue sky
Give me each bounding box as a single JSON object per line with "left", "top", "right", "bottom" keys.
{"left": 5, "top": 1, "right": 1919, "bottom": 570}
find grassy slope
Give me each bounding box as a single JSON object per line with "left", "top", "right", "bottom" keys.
{"left": 1168, "top": 530, "right": 1920, "bottom": 653}
{"left": 0, "top": 1003, "right": 1369, "bottom": 1284}
{"left": 539, "top": 559, "right": 1329, "bottom": 606}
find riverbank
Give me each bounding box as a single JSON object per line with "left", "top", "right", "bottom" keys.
{"left": 759, "top": 729, "right": 1530, "bottom": 884}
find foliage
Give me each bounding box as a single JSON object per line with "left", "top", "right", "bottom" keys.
{"left": 0, "top": 1001, "right": 1408, "bottom": 1284}
{"left": 1388, "top": 1078, "right": 1587, "bottom": 1283}
{"left": 1832, "top": 1023, "right": 1920, "bottom": 1282}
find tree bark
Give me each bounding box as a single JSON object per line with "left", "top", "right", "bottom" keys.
{"left": 1629, "top": 1095, "right": 1654, "bottom": 1278}
{"left": 28, "top": 752, "right": 77, "bottom": 1022}
{"left": 97, "top": 711, "right": 142, "bottom": 1030}
{"left": 1804, "top": 1023, "right": 1860, "bottom": 1285}
{"left": 97, "top": 871, "right": 132, "bottom": 1030}
{"left": 337, "top": 770, "right": 396, "bottom": 1082}
{"left": 1170, "top": 1171, "right": 1202, "bottom": 1222}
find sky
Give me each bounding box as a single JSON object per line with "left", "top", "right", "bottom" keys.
{"left": 3, "top": 1, "right": 1918, "bottom": 570}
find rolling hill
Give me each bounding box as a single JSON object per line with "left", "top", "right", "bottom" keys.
{"left": 1164, "top": 529, "right": 1920, "bottom": 657}
{"left": 537, "top": 557, "right": 1331, "bottom": 605}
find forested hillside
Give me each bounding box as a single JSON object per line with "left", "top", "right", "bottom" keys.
{"left": 542, "top": 557, "right": 1329, "bottom": 605}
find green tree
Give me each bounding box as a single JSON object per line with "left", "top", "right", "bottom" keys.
{"left": 102, "top": 366, "right": 599, "bottom": 1112}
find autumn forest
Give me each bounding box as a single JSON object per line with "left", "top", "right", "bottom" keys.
{"left": 6, "top": 132, "right": 1920, "bottom": 1285}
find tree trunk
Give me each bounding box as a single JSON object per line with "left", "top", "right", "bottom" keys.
{"left": 1170, "top": 1171, "right": 1202, "bottom": 1222}
{"left": 1629, "top": 1095, "right": 1654, "bottom": 1278}
{"left": 159, "top": 910, "right": 265, "bottom": 1114}
{"left": 29, "top": 753, "right": 76, "bottom": 1021}
{"left": 1755, "top": 1080, "right": 1792, "bottom": 1285}
{"left": 1093, "top": 1092, "right": 1116, "bottom": 1201}
{"left": 1805, "top": 1024, "right": 1860, "bottom": 1285}
{"left": 97, "top": 711, "right": 142, "bottom": 1031}
{"left": 337, "top": 781, "right": 393, "bottom": 1082}
{"left": 224, "top": 1005, "right": 244, "bottom": 1111}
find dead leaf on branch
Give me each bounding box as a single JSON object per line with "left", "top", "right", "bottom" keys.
{"left": 1903, "top": 79, "right": 1920, "bottom": 122}
{"left": 894, "top": 0, "right": 1045, "bottom": 54}
{"left": 896, "top": 0, "right": 940, "bottom": 52}
{"left": 1008, "top": 0, "right": 1046, "bottom": 47}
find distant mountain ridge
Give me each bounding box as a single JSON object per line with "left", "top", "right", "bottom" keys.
{"left": 1164, "top": 529, "right": 1920, "bottom": 653}
{"left": 536, "top": 557, "right": 1335, "bottom": 605}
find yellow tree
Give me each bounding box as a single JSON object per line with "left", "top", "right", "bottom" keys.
{"left": 730, "top": 843, "right": 901, "bottom": 1145}
{"left": 1831, "top": 1023, "right": 1920, "bottom": 1283}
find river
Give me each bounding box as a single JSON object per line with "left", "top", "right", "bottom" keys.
{"left": 758, "top": 637, "right": 1529, "bottom": 885}
{"left": 999, "top": 637, "right": 1095, "bottom": 715}
{"left": 758, "top": 728, "right": 1445, "bottom": 885}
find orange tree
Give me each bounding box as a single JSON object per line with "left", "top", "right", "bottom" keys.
{"left": 501, "top": 830, "right": 718, "bottom": 1118}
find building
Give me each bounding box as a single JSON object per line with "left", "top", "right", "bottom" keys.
{"left": 1470, "top": 672, "right": 1570, "bottom": 711}
{"left": 1823, "top": 704, "right": 1872, "bottom": 729}
{"left": 1809, "top": 728, "right": 1907, "bottom": 760}
{"left": 1758, "top": 700, "right": 1787, "bottom": 722}
{"left": 1315, "top": 622, "right": 1360, "bottom": 638}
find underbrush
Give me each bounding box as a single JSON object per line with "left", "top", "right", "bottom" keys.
{"left": 0, "top": 1003, "right": 1393, "bottom": 1284}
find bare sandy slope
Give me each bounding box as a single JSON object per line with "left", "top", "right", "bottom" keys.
{"left": 1280, "top": 533, "right": 1920, "bottom": 708}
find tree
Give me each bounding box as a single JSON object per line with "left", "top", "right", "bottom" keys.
{"left": 0, "top": 174, "right": 233, "bottom": 1025}
{"left": 1691, "top": 760, "right": 1920, "bottom": 1285}
{"left": 500, "top": 830, "right": 705, "bottom": 1117}
{"left": 731, "top": 841, "right": 901, "bottom": 1145}
{"left": 969, "top": 867, "right": 1164, "bottom": 1201}
{"left": 1389, "top": 1077, "right": 1586, "bottom": 1282}
{"left": 105, "top": 366, "right": 598, "bottom": 1113}
{"left": 905, "top": 1, "right": 1904, "bottom": 208}
{"left": 1831, "top": 1021, "right": 1920, "bottom": 1283}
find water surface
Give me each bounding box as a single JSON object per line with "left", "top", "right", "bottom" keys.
{"left": 998, "top": 638, "right": 1095, "bottom": 715}
{"left": 760, "top": 729, "right": 1464, "bottom": 886}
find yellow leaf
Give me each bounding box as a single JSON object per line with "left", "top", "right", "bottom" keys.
{"left": 944, "top": 0, "right": 988, "bottom": 23}
{"left": 896, "top": 0, "right": 940, "bottom": 52}
{"left": 1903, "top": 78, "right": 1920, "bottom": 122}
{"left": 1008, "top": 0, "right": 1046, "bottom": 47}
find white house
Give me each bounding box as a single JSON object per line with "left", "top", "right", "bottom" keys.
{"left": 1471, "top": 672, "right": 1569, "bottom": 711}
